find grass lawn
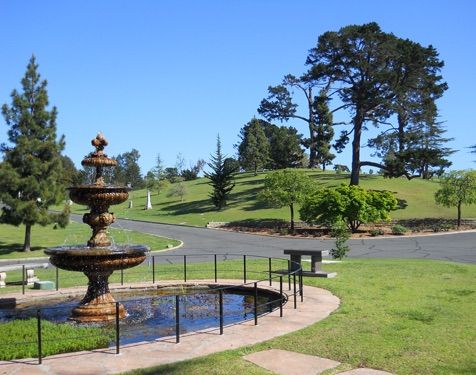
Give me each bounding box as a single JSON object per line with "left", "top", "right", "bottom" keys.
{"left": 1, "top": 258, "right": 474, "bottom": 374}
{"left": 0, "top": 319, "right": 113, "bottom": 361}
{"left": 57, "top": 171, "right": 476, "bottom": 227}
{"left": 0, "top": 222, "right": 180, "bottom": 260}
{"left": 121, "top": 258, "right": 476, "bottom": 375}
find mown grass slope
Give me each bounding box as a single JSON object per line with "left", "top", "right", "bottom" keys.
{"left": 66, "top": 171, "right": 476, "bottom": 227}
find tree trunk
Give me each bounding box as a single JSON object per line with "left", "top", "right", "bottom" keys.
{"left": 322, "top": 163, "right": 326, "bottom": 171}
{"left": 289, "top": 204, "right": 295, "bottom": 234}
{"left": 23, "top": 223, "right": 32, "bottom": 252}
{"left": 457, "top": 201, "right": 462, "bottom": 228}
{"left": 350, "top": 113, "right": 363, "bottom": 185}
{"left": 307, "top": 87, "right": 317, "bottom": 168}
{"left": 397, "top": 112, "right": 406, "bottom": 153}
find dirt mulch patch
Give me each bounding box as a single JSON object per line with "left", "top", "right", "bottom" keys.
{"left": 217, "top": 218, "right": 476, "bottom": 239}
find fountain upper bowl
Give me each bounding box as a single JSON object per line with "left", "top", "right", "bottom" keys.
{"left": 68, "top": 185, "right": 130, "bottom": 206}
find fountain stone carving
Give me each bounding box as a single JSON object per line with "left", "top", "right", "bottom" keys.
{"left": 45, "top": 133, "right": 149, "bottom": 322}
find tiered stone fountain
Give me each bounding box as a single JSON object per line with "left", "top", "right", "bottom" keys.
{"left": 45, "top": 133, "right": 149, "bottom": 322}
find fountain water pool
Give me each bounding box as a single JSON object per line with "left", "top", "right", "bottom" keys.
{"left": 0, "top": 285, "right": 282, "bottom": 344}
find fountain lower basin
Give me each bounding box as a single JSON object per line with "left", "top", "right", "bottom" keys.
{"left": 45, "top": 245, "right": 149, "bottom": 322}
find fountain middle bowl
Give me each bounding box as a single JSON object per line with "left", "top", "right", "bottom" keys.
{"left": 45, "top": 245, "right": 149, "bottom": 272}
{"left": 68, "top": 185, "right": 130, "bottom": 207}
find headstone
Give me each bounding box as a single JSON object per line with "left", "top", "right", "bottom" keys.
{"left": 26, "top": 269, "right": 39, "bottom": 285}
{"left": 145, "top": 190, "right": 152, "bottom": 210}
{"left": 128, "top": 200, "right": 133, "bottom": 209}
{"left": 0, "top": 272, "right": 6, "bottom": 288}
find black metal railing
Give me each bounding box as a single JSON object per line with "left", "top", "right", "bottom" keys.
{"left": 0, "top": 253, "right": 303, "bottom": 364}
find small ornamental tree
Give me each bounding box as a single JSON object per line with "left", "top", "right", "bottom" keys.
{"left": 0, "top": 56, "right": 66, "bottom": 251}
{"left": 258, "top": 169, "right": 313, "bottom": 232}
{"left": 205, "top": 135, "right": 237, "bottom": 210}
{"left": 435, "top": 170, "right": 476, "bottom": 228}
{"left": 300, "top": 184, "right": 397, "bottom": 232}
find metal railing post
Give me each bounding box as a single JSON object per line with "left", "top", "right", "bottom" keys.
{"left": 22, "top": 265, "right": 25, "bottom": 295}
{"left": 37, "top": 309, "right": 42, "bottom": 364}
{"left": 55, "top": 266, "right": 59, "bottom": 291}
{"left": 268, "top": 258, "right": 272, "bottom": 286}
{"left": 219, "top": 290, "right": 224, "bottom": 335}
{"left": 175, "top": 295, "right": 180, "bottom": 343}
{"left": 300, "top": 268, "right": 303, "bottom": 302}
{"left": 152, "top": 256, "right": 155, "bottom": 284}
{"left": 243, "top": 255, "right": 247, "bottom": 284}
{"left": 214, "top": 254, "right": 217, "bottom": 283}
{"left": 115, "top": 302, "right": 120, "bottom": 354}
{"left": 287, "top": 260, "right": 291, "bottom": 290}
{"left": 183, "top": 255, "right": 187, "bottom": 282}
{"left": 279, "top": 276, "right": 283, "bottom": 318}
{"left": 254, "top": 282, "right": 258, "bottom": 325}
{"left": 293, "top": 272, "right": 297, "bottom": 309}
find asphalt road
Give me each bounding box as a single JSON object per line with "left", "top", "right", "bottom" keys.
{"left": 2, "top": 216, "right": 474, "bottom": 266}
{"left": 112, "top": 218, "right": 476, "bottom": 264}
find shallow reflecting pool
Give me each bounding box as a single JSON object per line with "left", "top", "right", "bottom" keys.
{"left": 0, "top": 285, "right": 283, "bottom": 345}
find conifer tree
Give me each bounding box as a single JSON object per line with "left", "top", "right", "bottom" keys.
{"left": 0, "top": 56, "right": 66, "bottom": 251}
{"left": 205, "top": 135, "right": 236, "bottom": 210}
{"left": 237, "top": 118, "right": 270, "bottom": 175}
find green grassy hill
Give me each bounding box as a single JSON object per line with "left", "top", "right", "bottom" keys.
{"left": 66, "top": 171, "right": 476, "bottom": 227}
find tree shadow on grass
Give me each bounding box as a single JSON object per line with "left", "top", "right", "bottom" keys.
{"left": 159, "top": 198, "right": 216, "bottom": 215}
{"left": 0, "top": 241, "right": 44, "bottom": 256}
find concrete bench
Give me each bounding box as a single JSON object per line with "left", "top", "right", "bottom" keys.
{"left": 284, "top": 250, "right": 336, "bottom": 278}
{"left": 0, "top": 263, "right": 49, "bottom": 287}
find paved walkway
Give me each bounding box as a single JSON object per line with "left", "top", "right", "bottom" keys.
{"left": 244, "top": 349, "right": 394, "bottom": 375}
{"left": 0, "top": 281, "right": 339, "bottom": 375}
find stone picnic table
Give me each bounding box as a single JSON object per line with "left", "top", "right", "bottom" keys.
{"left": 284, "top": 249, "right": 337, "bottom": 278}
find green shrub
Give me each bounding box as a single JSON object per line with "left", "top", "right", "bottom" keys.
{"left": 391, "top": 224, "right": 408, "bottom": 235}
{"left": 369, "top": 228, "right": 384, "bottom": 236}
{"left": 330, "top": 220, "right": 351, "bottom": 259}
{"left": 300, "top": 184, "right": 398, "bottom": 232}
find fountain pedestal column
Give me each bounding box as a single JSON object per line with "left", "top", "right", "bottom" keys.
{"left": 71, "top": 270, "right": 125, "bottom": 322}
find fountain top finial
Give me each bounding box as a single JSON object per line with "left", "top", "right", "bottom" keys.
{"left": 81, "top": 133, "right": 117, "bottom": 168}
{"left": 91, "top": 133, "right": 108, "bottom": 154}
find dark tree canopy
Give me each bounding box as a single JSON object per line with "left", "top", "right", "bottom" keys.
{"left": 306, "top": 22, "right": 448, "bottom": 184}
{"left": 237, "top": 118, "right": 270, "bottom": 175}
{"left": 205, "top": 135, "right": 237, "bottom": 210}
{"left": 260, "top": 121, "right": 305, "bottom": 169}
{"left": 113, "top": 149, "right": 143, "bottom": 188}
{"left": 0, "top": 56, "right": 66, "bottom": 251}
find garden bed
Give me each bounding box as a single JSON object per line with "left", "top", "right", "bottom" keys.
{"left": 217, "top": 218, "right": 476, "bottom": 238}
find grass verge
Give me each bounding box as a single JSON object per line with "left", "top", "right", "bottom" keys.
{"left": 0, "top": 222, "right": 180, "bottom": 260}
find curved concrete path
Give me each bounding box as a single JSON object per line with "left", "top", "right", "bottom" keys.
{"left": 0, "top": 281, "right": 339, "bottom": 375}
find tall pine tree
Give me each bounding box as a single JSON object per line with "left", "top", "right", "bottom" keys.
{"left": 205, "top": 135, "right": 236, "bottom": 210}
{"left": 0, "top": 56, "right": 65, "bottom": 251}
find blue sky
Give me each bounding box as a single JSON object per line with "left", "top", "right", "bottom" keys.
{"left": 1, "top": 0, "right": 475, "bottom": 174}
